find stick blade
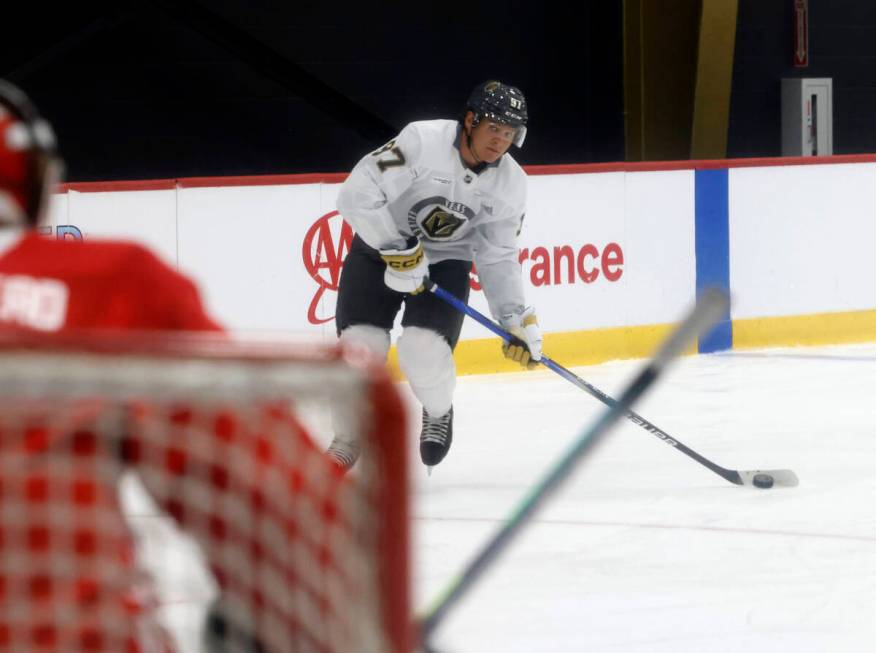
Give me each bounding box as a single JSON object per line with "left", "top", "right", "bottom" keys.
{"left": 738, "top": 469, "right": 799, "bottom": 488}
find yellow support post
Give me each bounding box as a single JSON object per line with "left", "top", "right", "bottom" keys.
{"left": 691, "top": 0, "right": 739, "bottom": 159}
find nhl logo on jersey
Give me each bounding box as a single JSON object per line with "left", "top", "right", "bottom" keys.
{"left": 464, "top": 174, "right": 473, "bottom": 184}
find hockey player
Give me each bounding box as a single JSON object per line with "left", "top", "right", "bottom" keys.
{"left": 0, "top": 81, "right": 359, "bottom": 653}
{"left": 327, "top": 80, "right": 543, "bottom": 470}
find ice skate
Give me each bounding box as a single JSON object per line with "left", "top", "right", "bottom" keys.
{"left": 420, "top": 405, "right": 453, "bottom": 468}
{"left": 325, "top": 437, "right": 361, "bottom": 471}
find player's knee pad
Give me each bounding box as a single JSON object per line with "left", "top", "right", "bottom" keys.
{"left": 339, "top": 324, "right": 391, "bottom": 360}
{"left": 397, "top": 327, "right": 454, "bottom": 386}
{"left": 398, "top": 327, "right": 455, "bottom": 416}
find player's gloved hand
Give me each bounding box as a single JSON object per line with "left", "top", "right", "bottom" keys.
{"left": 500, "top": 306, "right": 543, "bottom": 370}
{"left": 379, "top": 239, "right": 428, "bottom": 294}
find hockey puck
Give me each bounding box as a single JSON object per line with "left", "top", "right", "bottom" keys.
{"left": 752, "top": 473, "right": 774, "bottom": 489}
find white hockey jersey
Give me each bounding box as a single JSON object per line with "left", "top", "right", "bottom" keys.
{"left": 337, "top": 119, "right": 529, "bottom": 320}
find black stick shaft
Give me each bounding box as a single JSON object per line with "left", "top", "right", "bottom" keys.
{"left": 539, "top": 355, "right": 742, "bottom": 484}
{"left": 427, "top": 281, "right": 744, "bottom": 485}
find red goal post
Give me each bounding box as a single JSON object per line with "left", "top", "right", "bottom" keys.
{"left": 0, "top": 331, "right": 410, "bottom": 653}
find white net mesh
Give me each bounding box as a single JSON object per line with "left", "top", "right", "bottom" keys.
{"left": 0, "top": 335, "right": 409, "bottom": 653}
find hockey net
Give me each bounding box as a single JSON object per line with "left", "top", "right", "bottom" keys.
{"left": 0, "top": 332, "right": 409, "bottom": 653}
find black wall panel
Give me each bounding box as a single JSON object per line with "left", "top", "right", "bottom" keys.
{"left": 730, "top": 0, "right": 876, "bottom": 157}
{"left": 3, "top": 1, "right": 624, "bottom": 181}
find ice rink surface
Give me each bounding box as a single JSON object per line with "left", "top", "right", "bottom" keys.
{"left": 413, "top": 343, "right": 876, "bottom": 653}
{"left": 130, "top": 341, "right": 876, "bottom": 652}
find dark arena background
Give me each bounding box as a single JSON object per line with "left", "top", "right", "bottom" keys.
{"left": 4, "top": 1, "right": 876, "bottom": 179}
{"left": 4, "top": 1, "right": 625, "bottom": 180}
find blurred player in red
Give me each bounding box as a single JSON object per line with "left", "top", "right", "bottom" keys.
{"left": 0, "top": 80, "right": 358, "bottom": 653}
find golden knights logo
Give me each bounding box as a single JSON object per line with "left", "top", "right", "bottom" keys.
{"left": 422, "top": 207, "right": 464, "bottom": 238}
{"left": 407, "top": 196, "right": 475, "bottom": 241}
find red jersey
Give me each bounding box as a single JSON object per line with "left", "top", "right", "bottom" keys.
{"left": 0, "top": 232, "right": 221, "bottom": 333}
{"left": 0, "top": 232, "right": 235, "bottom": 652}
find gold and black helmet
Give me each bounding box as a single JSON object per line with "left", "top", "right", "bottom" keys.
{"left": 465, "top": 80, "right": 528, "bottom": 147}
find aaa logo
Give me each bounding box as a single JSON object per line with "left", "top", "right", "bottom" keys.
{"left": 302, "top": 210, "right": 353, "bottom": 325}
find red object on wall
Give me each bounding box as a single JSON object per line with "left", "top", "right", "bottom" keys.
{"left": 794, "top": 0, "right": 809, "bottom": 67}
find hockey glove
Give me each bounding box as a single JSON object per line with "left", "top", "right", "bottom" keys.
{"left": 500, "top": 306, "right": 543, "bottom": 370}
{"left": 380, "top": 240, "right": 428, "bottom": 294}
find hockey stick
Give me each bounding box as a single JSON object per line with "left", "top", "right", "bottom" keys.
{"left": 426, "top": 280, "right": 798, "bottom": 489}
{"left": 419, "top": 288, "right": 729, "bottom": 648}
